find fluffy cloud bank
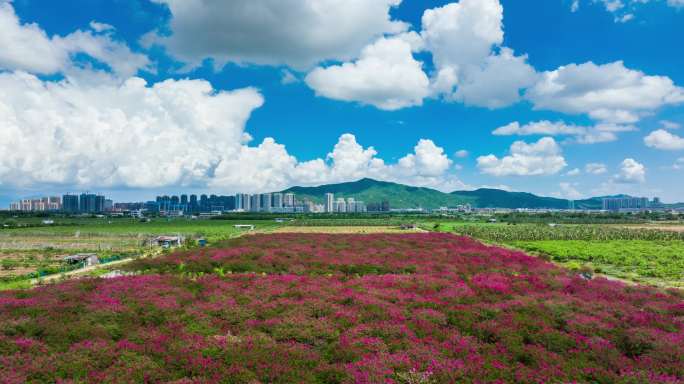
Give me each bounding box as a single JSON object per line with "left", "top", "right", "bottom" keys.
{"left": 146, "top": 0, "right": 684, "bottom": 125}
{"left": 0, "top": 2, "right": 149, "bottom": 77}
{"left": 0, "top": 72, "right": 263, "bottom": 189}
{"left": 477, "top": 137, "right": 567, "bottom": 176}
{"left": 0, "top": 72, "right": 462, "bottom": 192}
{"left": 147, "top": 0, "right": 406, "bottom": 69}
{"left": 306, "top": 0, "right": 535, "bottom": 110}
{"left": 527, "top": 61, "right": 684, "bottom": 124}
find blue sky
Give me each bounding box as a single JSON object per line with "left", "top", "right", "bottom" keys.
{"left": 1, "top": 0, "right": 683, "bottom": 205}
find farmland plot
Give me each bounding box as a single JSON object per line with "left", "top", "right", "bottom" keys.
{"left": 1, "top": 233, "right": 682, "bottom": 383}
{"left": 434, "top": 222, "right": 684, "bottom": 287}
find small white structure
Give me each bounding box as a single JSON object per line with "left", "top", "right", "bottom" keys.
{"left": 42, "top": 219, "right": 54, "bottom": 225}
{"left": 199, "top": 211, "right": 222, "bottom": 218}
{"left": 153, "top": 235, "right": 184, "bottom": 248}
{"left": 64, "top": 253, "right": 99, "bottom": 267}
{"left": 234, "top": 224, "right": 255, "bottom": 231}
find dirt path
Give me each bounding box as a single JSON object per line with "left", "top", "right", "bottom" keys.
{"left": 31, "top": 255, "right": 147, "bottom": 284}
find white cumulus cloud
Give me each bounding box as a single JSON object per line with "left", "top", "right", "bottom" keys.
{"left": 420, "top": 0, "right": 503, "bottom": 71}
{"left": 420, "top": 0, "right": 536, "bottom": 108}
{"left": 644, "top": 129, "right": 684, "bottom": 150}
{"left": 451, "top": 48, "right": 537, "bottom": 108}
{"left": 477, "top": 137, "right": 567, "bottom": 176}
{"left": 305, "top": 36, "right": 430, "bottom": 110}
{"left": 147, "top": 0, "right": 407, "bottom": 69}
{"left": 0, "top": 2, "right": 150, "bottom": 77}
{"left": 527, "top": 61, "right": 684, "bottom": 124}
{"left": 614, "top": 158, "right": 646, "bottom": 184}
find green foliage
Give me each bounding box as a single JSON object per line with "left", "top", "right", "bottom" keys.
{"left": 513, "top": 240, "right": 684, "bottom": 283}
{"left": 438, "top": 223, "right": 684, "bottom": 241}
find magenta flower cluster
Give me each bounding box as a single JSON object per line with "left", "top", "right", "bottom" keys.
{"left": 0, "top": 233, "right": 682, "bottom": 383}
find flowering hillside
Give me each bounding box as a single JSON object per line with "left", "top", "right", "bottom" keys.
{"left": 1, "top": 233, "right": 683, "bottom": 383}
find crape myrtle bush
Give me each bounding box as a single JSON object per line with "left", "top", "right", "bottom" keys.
{"left": 1, "top": 233, "right": 683, "bottom": 383}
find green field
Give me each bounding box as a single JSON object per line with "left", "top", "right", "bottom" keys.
{"left": 0, "top": 217, "right": 281, "bottom": 288}
{"left": 430, "top": 222, "right": 684, "bottom": 241}
{"left": 431, "top": 221, "right": 684, "bottom": 288}
{"left": 512, "top": 240, "right": 684, "bottom": 286}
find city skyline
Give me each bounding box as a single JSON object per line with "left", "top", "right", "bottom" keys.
{"left": 5, "top": 179, "right": 670, "bottom": 214}
{"left": 0, "top": 1, "right": 683, "bottom": 204}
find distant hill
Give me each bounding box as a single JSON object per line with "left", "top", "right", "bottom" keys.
{"left": 451, "top": 189, "right": 603, "bottom": 210}
{"left": 281, "top": 178, "right": 473, "bottom": 209}
{"left": 280, "top": 178, "right": 605, "bottom": 210}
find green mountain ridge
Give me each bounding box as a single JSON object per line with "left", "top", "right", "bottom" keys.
{"left": 279, "top": 178, "right": 637, "bottom": 210}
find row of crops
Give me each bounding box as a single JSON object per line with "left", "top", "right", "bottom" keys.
{"left": 439, "top": 223, "right": 684, "bottom": 241}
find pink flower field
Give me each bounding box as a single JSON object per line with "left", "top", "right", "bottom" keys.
{"left": 1, "top": 233, "right": 683, "bottom": 383}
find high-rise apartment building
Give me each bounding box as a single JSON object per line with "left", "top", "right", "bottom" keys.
{"left": 325, "top": 193, "right": 334, "bottom": 213}
{"left": 272, "top": 193, "right": 283, "bottom": 209}
{"left": 250, "top": 194, "right": 261, "bottom": 212}
{"left": 62, "top": 194, "right": 79, "bottom": 212}
{"left": 284, "top": 193, "right": 295, "bottom": 207}
{"left": 260, "top": 193, "right": 272, "bottom": 212}
{"left": 335, "top": 198, "right": 347, "bottom": 213}
{"left": 602, "top": 197, "right": 650, "bottom": 211}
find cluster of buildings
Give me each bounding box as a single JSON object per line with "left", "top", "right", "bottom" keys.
{"left": 12, "top": 192, "right": 666, "bottom": 216}
{"left": 233, "top": 192, "right": 323, "bottom": 213}
{"left": 143, "top": 192, "right": 372, "bottom": 215}
{"left": 602, "top": 197, "right": 662, "bottom": 212}
{"left": 5, "top": 190, "right": 391, "bottom": 216}
{"left": 324, "top": 193, "right": 367, "bottom": 213}
{"left": 9, "top": 196, "right": 61, "bottom": 212}
{"left": 8, "top": 194, "right": 112, "bottom": 213}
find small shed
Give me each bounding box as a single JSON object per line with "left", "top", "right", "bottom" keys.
{"left": 400, "top": 223, "right": 417, "bottom": 230}
{"left": 153, "top": 235, "right": 183, "bottom": 248}
{"left": 233, "top": 224, "right": 255, "bottom": 231}
{"left": 64, "top": 253, "right": 99, "bottom": 267}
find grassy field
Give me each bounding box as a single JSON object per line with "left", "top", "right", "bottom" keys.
{"left": 431, "top": 221, "right": 684, "bottom": 287}
{"left": 0, "top": 217, "right": 281, "bottom": 287}
{"left": 512, "top": 240, "right": 684, "bottom": 287}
